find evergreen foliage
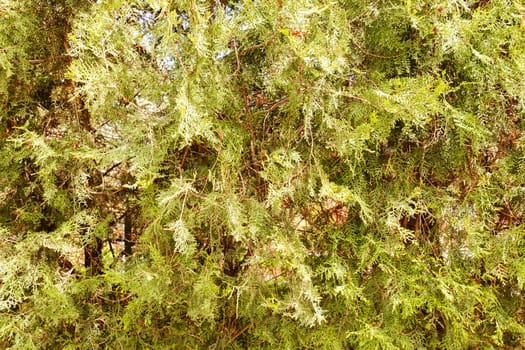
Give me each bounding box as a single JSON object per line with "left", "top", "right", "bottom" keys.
{"left": 1, "top": 0, "right": 525, "bottom": 348}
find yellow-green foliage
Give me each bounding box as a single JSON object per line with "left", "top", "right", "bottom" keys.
{"left": 1, "top": 0, "right": 525, "bottom": 348}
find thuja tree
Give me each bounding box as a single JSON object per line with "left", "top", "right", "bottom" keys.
{"left": 1, "top": 0, "right": 525, "bottom": 348}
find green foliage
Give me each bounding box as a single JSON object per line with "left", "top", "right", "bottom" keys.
{"left": 1, "top": 0, "right": 525, "bottom": 348}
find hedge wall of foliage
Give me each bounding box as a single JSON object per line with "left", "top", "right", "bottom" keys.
{"left": 1, "top": 0, "right": 525, "bottom": 348}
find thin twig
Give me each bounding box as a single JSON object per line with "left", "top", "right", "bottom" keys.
{"left": 107, "top": 240, "right": 115, "bottom": 259}
{"left": 231, "top": 38, "right": 241, "bottom": 75}
{"left": 224, "top": 324, "right": 251, "bottom": 348}
{"left": 351, "top": 39, "right": 401, "bottom": 59}
{"left": 241, "top": 86, "right": 257, "bottom": 166}
{"left": 28, "top": 55, "right": 72, "bottom": 64}
{"left": 102, "top": 161, "right": 123, "bottom": 177}
{"left": 240, "top": 31, "right": 279, "bottom": 56}
{"left": 179, "top": 146, "right": 191, "bottom": 176}
{"left": 264, "top": 97, "right": 288, "bottom": 114}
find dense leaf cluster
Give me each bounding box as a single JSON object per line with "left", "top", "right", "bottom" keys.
{"left": 1, "top": 0, "right": 525, "bottom": 348}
